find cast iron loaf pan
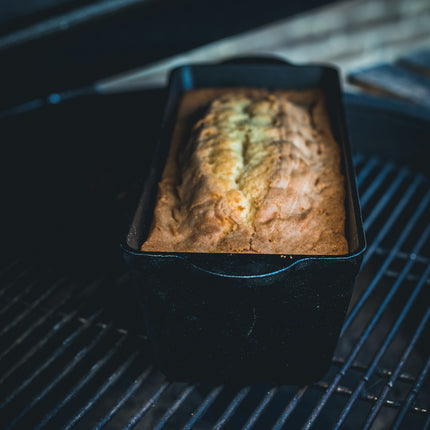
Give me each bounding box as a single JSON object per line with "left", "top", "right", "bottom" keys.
{"left": 122, "top": 59, "right": 366, "bottom": 385}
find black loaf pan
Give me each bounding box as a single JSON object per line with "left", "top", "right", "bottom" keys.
{"left": 122, "top": 59, "right": 366, "bottom": 385}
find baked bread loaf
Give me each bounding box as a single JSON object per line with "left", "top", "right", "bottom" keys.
{"left": 141, "top": 88, "right": 348, "bottom": 254}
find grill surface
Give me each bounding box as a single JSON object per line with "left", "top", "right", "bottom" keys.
{"left": 1, "top": 92, "right": 430, "bottom": 429}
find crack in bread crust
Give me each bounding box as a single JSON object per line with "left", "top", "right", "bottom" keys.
{"left": 141, "top": 88, "right": 348, "bottom": 255}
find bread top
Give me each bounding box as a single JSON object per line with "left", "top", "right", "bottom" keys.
{"left": 141, "top": 88, "right": 348, "bottom": 254}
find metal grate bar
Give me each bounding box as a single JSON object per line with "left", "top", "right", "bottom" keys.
{"left": 351, "top": 156, "right": 366, "bottom": 179}
{"left": 0, "top": 267, "right": 33, "bottom": 299}
{"left": 0, "top": 309, "right": 80, "bottom": 385}
{"left": 355, "top": 157, "right": 379, "bottom": 186}
{"left": 385, "top": 270, "right": 430, "bottom": 284}
{"left": 34, "top": 336, "right": 127, "bottom": 430}
{"left": 182, "top": 386, "right": 223, "bottom": 430}
{"left": 376, "top": 248, "right": 430, "bottom": 265}
{"left": 153, "top": 386, "right": 195, "bottom": 430}
{"left": 333, "top": 237, "right": 430, "bottom": 430}
{"left": 213, "top": 387, "right": 251, "bottom": 429}
{"left": 5, "top": 323, "right": 114, "bottom": 430}
{"left": 352, "top": 155, "right": 364, "bottom": 176}
{"left": 0, "top": 279, "right": 103, "bottom": 383}
{"left": 340, "top": 179, "right": 428, "bottom": 338}
{"left": 359, "top": 171, "right": 417, "bottom": 269}
{"left": 242, "top": 387, "right": 278, "bottom": 430}
{"left": 392, "top": 357, "right": 430, "bottom": 429}
{"left": 0, "top": 311, "right": 102, "bottom": 409}
{"left": 312, "top": 380, "right": 427, "bottom": 414}
{"left": 362, "top": 277, "right": 430, "bottom": 429}
{"left": 363, "top": 169, "right": 411, "bottom": 230}
{"left": 272, "top": 387, "right": 307, "bottom": 430}
{"left": 0, "top": 279, "right": 39, "bottom": 316}
{"left": 0, "top": 277, "right": 66, "bottom": 337}
{"left": 62, "top": 351, "right": 140, "bottom": 430}
{"left": 123, "top": 382, "right": 170, "bottom": 430}
{"left": 302, "top": 191, "right": 430, "bottom": 429}
{"left": 0, "top": 280, "right": 80, "bottom": 363}
{"left": 359, "top": 162, "right": 395, "bottom": 207}
{"left": 93, "top": 365, "right": 153, "bottom": 430}
{"left": 331, "top": 357, "right": 417, "bottom": 385}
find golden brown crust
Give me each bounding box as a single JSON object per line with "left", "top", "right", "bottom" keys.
{"left": 141, "top": 88, "right": 348, "bottom": 254}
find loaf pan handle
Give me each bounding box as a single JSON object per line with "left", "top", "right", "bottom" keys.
{"left": 221, "top": 55, "right": 293, "bottom": 66}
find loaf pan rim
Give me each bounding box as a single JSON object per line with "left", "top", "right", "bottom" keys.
{"left": 122, "top": 59, "right": 366, "bottom": 277}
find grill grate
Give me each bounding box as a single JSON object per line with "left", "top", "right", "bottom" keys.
{"left": 1, "top": 154, "right": 430, "bottom": 429}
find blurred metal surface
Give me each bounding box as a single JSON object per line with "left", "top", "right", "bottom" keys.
{"left": 97, "top": 0, "right": 430, "bottom": 93}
